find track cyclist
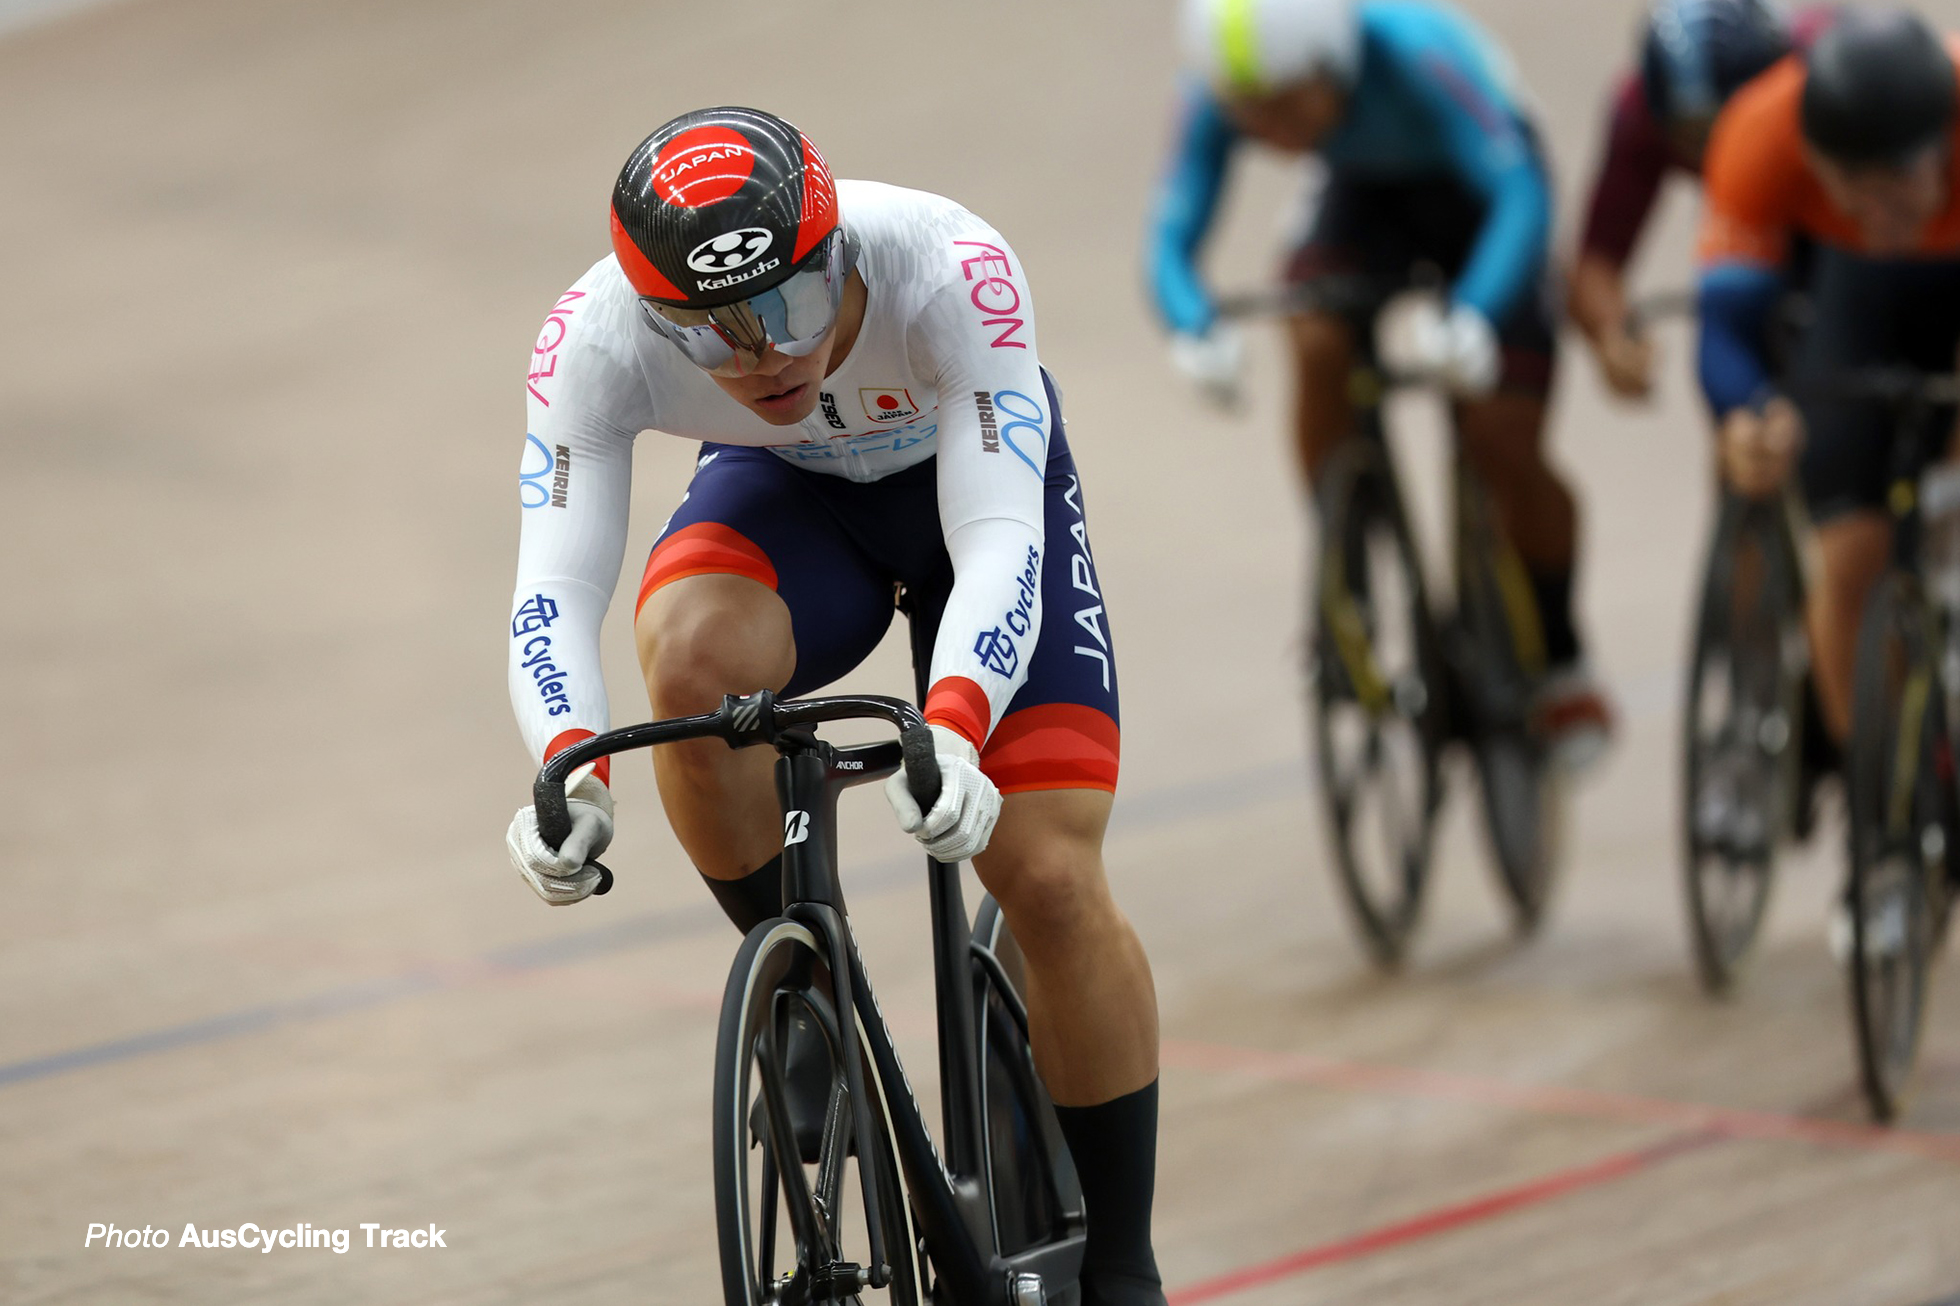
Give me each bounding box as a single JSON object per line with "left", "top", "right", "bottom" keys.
{"left": 1152, "top": 0, "right": 1613, "bottom": 768}
{"left": 1570, "top": 0, "right": 1827, "bottom": 399}
{"left": 1698, "top": 8, "right": 1960, "bottom": 764}
{"left": 501, "top": 107, "right": 1166, "bottom": 1306}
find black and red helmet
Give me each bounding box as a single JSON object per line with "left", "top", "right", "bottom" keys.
{"left": 610, "top": 106, "right": 840, "bottom": 309}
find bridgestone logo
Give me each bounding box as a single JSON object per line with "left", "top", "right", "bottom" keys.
{"left": 974, "top": 391, "right": 999, "bottom": 453}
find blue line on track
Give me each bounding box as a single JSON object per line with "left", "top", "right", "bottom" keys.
{"left": 0, "top": 758, "right": 1304, "bottom": 1091}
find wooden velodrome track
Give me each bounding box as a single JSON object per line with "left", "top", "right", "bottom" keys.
{"left": 7, "top": 0, "right": 1960, "bottom": 1301}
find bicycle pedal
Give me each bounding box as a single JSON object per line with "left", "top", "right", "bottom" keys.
{"left": 1010, "top": 1271, "right": 1048, "bottom": 1305}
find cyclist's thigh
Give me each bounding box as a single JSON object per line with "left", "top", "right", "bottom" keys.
{"left": 1791, "top": 252, "right": 1960, "bottom": 524}
{"left": 637, "top": 445, "right": 897, "bottom": 697}
{"left": 968, "top": 378, "right": 1122, "bottom": 799}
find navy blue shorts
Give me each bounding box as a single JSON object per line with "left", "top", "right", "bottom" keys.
{"left": 638, "top": 376, "right": 1120, "bottom": 793}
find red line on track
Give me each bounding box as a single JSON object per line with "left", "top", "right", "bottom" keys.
{"left": 1165, "top": 1131, "right": 1719, "bottom": 1304}
{"left": 1161, "top": 1038, "right": 1960, "bottom": 1166}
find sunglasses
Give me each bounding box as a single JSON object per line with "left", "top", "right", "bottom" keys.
{"left": 639, "top": 229, "right": 855, "bottom": 377}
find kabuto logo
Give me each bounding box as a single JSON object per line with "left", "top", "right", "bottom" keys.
{"left": 686, "top": 228, "right": 774, "bottom": 274}
{"left": 861, "top": 388, "right": 921, "bottom": 424}
{"left": 698, "top": 257, "right": 780, "bottom": 293}
{"left": 651, "top": 126, "right": 755, "bottom": 208}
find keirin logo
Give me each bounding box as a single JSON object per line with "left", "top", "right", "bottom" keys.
{"left": 783, "top": 810, "right": 811, "bottom": 846}
{"left": 686, "top": 228, "right": 774, "bottom": 274}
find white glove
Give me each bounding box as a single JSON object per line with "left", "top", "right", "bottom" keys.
{"left": 506, "top": 766, "right": 614, "bottom": 906}
{"left": 1405, "top": 301, "right": 1500, "bottom": 397}
{"left": 884, "top": 725, "right": 1003, "bottom": 864}
{"left": 1170, "top": 326, "right": 1246, "bottom": 410}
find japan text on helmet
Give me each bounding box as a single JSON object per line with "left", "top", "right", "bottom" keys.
{"left": 611, "top": 106, "right": 858, "bottom": 375}
{"left": 1181, "top": 0, "right": 1362, "bottom": 96}
{"left": 1640, "top": 0, "right": 1791, "bottom": 125}
{"left": 1801, "top": 8, "right": 1956, "bottom": 166}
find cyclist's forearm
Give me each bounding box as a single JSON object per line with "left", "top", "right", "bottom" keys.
{"left": 1453, "top": 164, "right": 1551, "bottom": 324}
{"left": 1697, "top": 262, "right": 1783, "bottom": 416}
{"left": 508, "top": 422, "right": 635, "bottom": 768}
{"left": 1146, "top": 87, "right": 1236, "bottom": 336}
{"left": 1568, "top": 254, "right": 1629, "bottom": 347}
{"left": 926, "top": 515, "right": 1045, "bottom": 750}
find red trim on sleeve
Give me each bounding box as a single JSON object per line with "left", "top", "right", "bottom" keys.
{"left": 636, "top": 523, "right": 779, "bottom": 617}
{"left": 978, "top": 704, "right": 1120, "bottom": 795}
{"left": 923, "top": 676, "right": 991, "bottom": 750}
{"left": 546, "top": 728, "right": 610, "bottom": 788}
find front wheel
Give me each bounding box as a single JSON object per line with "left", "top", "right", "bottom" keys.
{"left": 972, "top": 896, "right": 1086, "bottom": 1270}
{"left": 713, "top": 919, "right": 922, "bottom": 1305}
{"left": 1310, "top": 435, "right": 1446, "bottom": 967}
{"left": 1845, "top": 575, "right": 1951, "bottom": 1122}
{"left": 1681, "top": 493, "right": 1805, "bottom": 993}
{"left": 1453, "top": 473, "right": 1561, "bottom": 935}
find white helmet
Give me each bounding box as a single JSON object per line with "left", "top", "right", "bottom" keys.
{"left": 1181, "top": 0, "right": 1362, "bottom": 94}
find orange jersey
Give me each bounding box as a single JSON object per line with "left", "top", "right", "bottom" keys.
{"left": 1697, "top": 47, "right": 1960, "bottom": 268}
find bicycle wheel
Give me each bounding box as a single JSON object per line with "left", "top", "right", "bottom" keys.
{"left": 1453, "top": 471, "right": 1561, "bottom": 934}
{"left": 714, "top": 919, "right": 922, "bottom": 1305}
{"left": 1846, "top": 574, "right": 1950, "bottom": 1122}
{"left": 972, "top": 895, "right": 1085, "bottom": 1263}
{"left": 1681, "top": 494, "right": 1806, "bottom": 993}
{"left": 1311, "top": 434, "right": 1446, "bottom": 966}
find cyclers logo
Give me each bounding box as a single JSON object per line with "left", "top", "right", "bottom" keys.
{"left": 512, "top": 594, "right": 573, "bottom": 717}
{"left": 686, "top": 228, "right": 774, "bottom": 275}
{"left": 1003, "top": 544, "right": 1040, "bottom": 638}
{"left": 973, "top": 626, "right": 1019, "bottom": 678}
{"left": 697, "top": 256, "right": 780, "bottom": 294}
{"left": 519, "top": 434, "right": 571, "bottom": 509}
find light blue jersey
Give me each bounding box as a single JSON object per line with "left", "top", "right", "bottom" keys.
{"left": 1148, "top": 1, "right": 1552, "bottom": 336}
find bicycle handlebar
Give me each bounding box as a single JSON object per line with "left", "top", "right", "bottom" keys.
{"left": 532, "top": 691, "right": 941, "bottom": 894}
{"left": 1784, "top": 367, "right": 1960, "bottom": 408}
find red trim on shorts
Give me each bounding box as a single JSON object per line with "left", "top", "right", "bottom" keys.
{"left": 636, "top": 523, "right": 779, "bottom": 616}
{"left": 979, "top": 703, "right": 1120, "bottom": 794}
{"left": 924, "top": 676, "right": 990, "bottom": 750}
{"left": 545, "top": 728, "right": 610, "bottom": 787}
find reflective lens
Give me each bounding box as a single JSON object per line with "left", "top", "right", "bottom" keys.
{"left": 639, "top": 230, "right": 851, "bottom": 377}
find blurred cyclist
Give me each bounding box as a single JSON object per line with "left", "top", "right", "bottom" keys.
{"left": 1149, "top": 0, "right": 1612, "bottom": 769}
{"left": 502, "top": 107, "right": 1166, "bottom": 1305}
{"left": 1571, "top": 0, "right": 1831, "bottom": 399}
{"left": 1697, "top": 8, "right": 1960, "bottom": 751}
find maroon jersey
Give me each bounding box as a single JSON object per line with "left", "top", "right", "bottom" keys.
{"left": 1577, "top": 6, "right": 1838, "bottom": 269}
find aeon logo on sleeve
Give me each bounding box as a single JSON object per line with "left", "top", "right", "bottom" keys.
{"left": 952, "top": 240, "right": 1028, "bottom": 350}
{"left": 686, "top": 228, "right": 774, "bottom": 274}
{"left": 861, "top": 388, "right": 921, "bottom": 423}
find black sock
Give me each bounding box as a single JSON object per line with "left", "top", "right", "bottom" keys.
{"left": 1052, "top": 1080, "right": 1165, "bottom": 1305}
{"left": 701, "top": 857, "right": 783, "bottom": 935}
{"left": 1528, "top": 566, "right": 1581, "bottom": 668}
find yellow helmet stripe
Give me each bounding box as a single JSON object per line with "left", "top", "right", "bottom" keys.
{"left": 1219, "top": 0, "right": 1263, "bottom": 92}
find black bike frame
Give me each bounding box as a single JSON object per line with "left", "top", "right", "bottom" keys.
{"left": 535, "top": 679, "right": 1081, "bottom": 1303}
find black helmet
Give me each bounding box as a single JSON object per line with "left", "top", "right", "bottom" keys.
{"left": 610, "top": 105, "right": 840, "bottom": 308}
{"left": 1640, "top": 0, "right": 1792, "bottom": 125}
{"left": 610, "top": 106, "right": 857, "bottom": 376}
{"left": 1801, "top": 8, "right": 1956, "bottom": 166}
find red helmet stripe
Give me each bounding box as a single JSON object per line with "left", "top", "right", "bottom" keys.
{"left": 791, "top": 133, "right": 838, "bottom": 264}
{"left": 610, "top": 207, "right": 686, "bottom": 300}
